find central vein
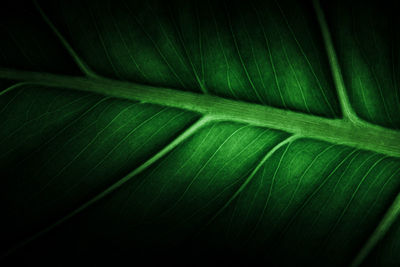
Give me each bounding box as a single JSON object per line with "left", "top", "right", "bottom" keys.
{"left": 0, "top": 68, "right": 399, "bottom": 158}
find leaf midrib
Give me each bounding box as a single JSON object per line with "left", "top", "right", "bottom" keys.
{"left": 1, "top": 67, "right": 400, "bottom": 158}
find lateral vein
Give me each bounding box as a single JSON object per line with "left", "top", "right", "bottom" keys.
{"left": 312, "top": 0, "right": 359, "bottom": 124}
{"left": 33, "top": 0, "right": 100, "bottom": 79}
{"left": 350, "top": 169, "right": 400, "bottom": 267}
{"left": 0, "top": 115, "right": 213, "bottom": 259}
{"left": 204, "top": 134, "right": 300, "bottom": 227}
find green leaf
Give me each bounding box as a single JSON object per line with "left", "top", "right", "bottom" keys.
{"left": 0, "top": 0, "right": 399, "bottom": 266}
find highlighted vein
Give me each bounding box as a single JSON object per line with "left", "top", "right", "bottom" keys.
{"left": 33, "top": 1, "right": 99, "bottom": 79}
{"left": 350, "top": 169, "right": 400, "bottom": 267}
{"left": 1, "top": 68, "right": 399, "bottom": 158}
{"left": 0, "top": 115, "right": 213, "bottom": 259}
{"left": 204, "top": 134, "right": 300, "bottom": 226}
{"left": 312, "top": 0, "right": 359, "bottom": 123}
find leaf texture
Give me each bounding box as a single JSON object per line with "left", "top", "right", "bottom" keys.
{"left": 0, "top": 0, "right": 399, "bottom": 266}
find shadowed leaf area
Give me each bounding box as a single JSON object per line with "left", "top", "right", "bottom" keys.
{"left": 0, "top": 0, "right": 399, "bottom": 266}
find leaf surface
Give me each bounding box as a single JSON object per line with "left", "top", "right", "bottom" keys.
{"left": 0, "top": 0, "right": 399, "bottom": 266}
